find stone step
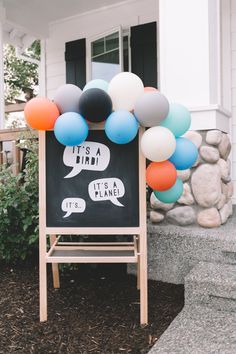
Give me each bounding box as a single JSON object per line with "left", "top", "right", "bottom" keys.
{"left": 185, "top": 261, "right": 236, "bottom": 312}
{"left": 148, "top": 305, "right": 236, "bottom": 354}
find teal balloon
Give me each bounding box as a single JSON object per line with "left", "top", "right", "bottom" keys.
{"left": 83, "top": 79, "right": 109, "bottom": 92}
{"left": 161, "top": 103, "right": 191, "bottom": 137}
{"left": 154, "top": 178, "right": 183, "bottom": 203}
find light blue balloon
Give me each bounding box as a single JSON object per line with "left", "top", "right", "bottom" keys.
{"left": 105, "top": 110, "right": 139, "bottom": 144}
{"left": 161, "top": 103, "right": 191, "bottom": 137}
{"left": 54, "top": 112, "right": 88, "bottom": 146}
{"left": 154, "top": 178, "right": 183, "bottom": 203}
{"left": 169, "top": 137, "right": 198, "bottom": 170}
{"left": 83, "top": 79, "right": 109, "bottom": 92}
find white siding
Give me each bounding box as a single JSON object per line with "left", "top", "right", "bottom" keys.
{"left": 45, "top": 0, "right": 157, "bottom": 99}
{"left": 231, "top": 0, "right": 236, "bottom": 203}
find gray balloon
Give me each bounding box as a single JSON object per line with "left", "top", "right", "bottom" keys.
{"left": 134, "top": 92, "right": 169, "bottom": 127}
{"left": 53, "top": 84, "right": 82, "bottom": 113}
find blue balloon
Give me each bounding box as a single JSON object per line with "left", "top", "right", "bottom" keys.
{"left": 54, "top": 112, "right": 88, "bottom": 146}
{"left": 83, "top": 79, "right": 109, "bottom": 92}
{"left": 154, "top": 178, "right": 183, "bottom": 203}
{"left": 161, "top": 103, "right": 191, "bottom": 137}
{"left": 169, "top": 137, "right": 198, "bottom": 170}
{"left": 105, "top": 110, "right": 139, "bottom": 144}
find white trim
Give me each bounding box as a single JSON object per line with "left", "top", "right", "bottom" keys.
{"left": 119, "top": 26, "right": 124, "bottom": 74}
{"left": 189, "top": 104, "right": 231, "bottom": 117}
{"left": 0, "top": 1, "right": 5, "bottom": 22}
{"left": 50, "top": 0, "right": 139, "bottom": 26}
{"left": 0, "top": 18, "right": 5, "bottom": 129}
{"left": 189, "top": 104, "right": 231, "bottom": 132}
{"left": 0, "top": 2, "right": 5, "bottom": 128}
{"left": 86, "top": 26, "right": 123, "bottom": 82}
{"left": 126, "top": 28, "right": 131, "bottom": 72}
{"left": 208, "top": 0, "right": 221, "bottom": 105}
{"left": 39, "top": 40, "right": 47, "bottom": 97}
{"left": 220, "top": 0, "right": 231, "bottom": 112}
{"left": 4, "top": 19, "right": 44, "bottom": 40}
{"left": 16, "top": 47, "right": 40, "bottom": 65}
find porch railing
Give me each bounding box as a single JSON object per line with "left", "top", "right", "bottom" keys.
{"left": 0, "top": 128, "right": 37, "bottom": 175}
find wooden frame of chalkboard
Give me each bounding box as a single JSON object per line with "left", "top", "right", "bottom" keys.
{"left": 39, "top": 125, "right": 148, "bottom": 325}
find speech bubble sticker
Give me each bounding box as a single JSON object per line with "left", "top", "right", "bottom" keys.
{"left": 61, "top": 198, "right": 86, "bottom": 218}
{"left": 88, "top": 178, "right": 125, "bottom": 207}
{"left": 63, "top": 142, "right": 110, "bottom": 178}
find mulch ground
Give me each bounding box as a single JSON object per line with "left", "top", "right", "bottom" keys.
{"left": 0, "top": 263, "right": 184, "bottom": 354}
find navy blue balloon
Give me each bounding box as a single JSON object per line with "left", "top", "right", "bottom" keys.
{"left": 105, "top": 110, "right": 139, "bottom": 144}
{"left": 54, "top": 112, "right": 88, "bottom": 146}
{"left": 169, "top": 137, "right": 198, "bottom": 170}
{"left": 79, "top": 88, "right": 112, "bottom": 122}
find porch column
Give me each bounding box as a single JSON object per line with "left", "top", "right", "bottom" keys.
{"left": 0, "top": 2, "right": 5, "bottom": 129}
{"left": 158, "top": 0, "right": 231, "bottom": 132}
{"left": 39, "top": 39, "right": 46, "bottom": 97}
{"left": 153, "top": 0, "right": 234, "bottom": 225}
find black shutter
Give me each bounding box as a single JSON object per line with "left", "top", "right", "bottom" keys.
{"left": 131, "top": 22, "right": 157, "bottom": 87}
{"left": 65, "top": 38, "right": 86, "bottom": 88}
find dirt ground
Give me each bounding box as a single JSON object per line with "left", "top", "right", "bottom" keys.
{"left": 0, "top": 263, "right": 184, "bottom": 354}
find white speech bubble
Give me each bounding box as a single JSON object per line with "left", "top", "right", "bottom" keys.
{"left": 88, "top": 178, "right": 125, "bottom": 207}
{"left": 63, "top": 142, "right": 110, "bottom": 178}
{"left": 61, "top": 198, "right": 86, "bottom": 218}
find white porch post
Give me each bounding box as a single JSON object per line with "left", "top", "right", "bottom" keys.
{"left": 39, "top": 39, "right": 46, "bottom": 97}
{"left": 158, "top": 0, "right": 231, "bottom": 133}
{"left": 0, "top": 2, "right": 6, "bottom": 129}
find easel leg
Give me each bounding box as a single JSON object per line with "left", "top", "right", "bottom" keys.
{"left": 50, "top": 235, "right": 60, "bottom": 289}
{"left": 136, "top": 236, "right": 140, "bottom": 290}
{"left": 139, "top": 234, "right": 148, "bottom": 326}
{"left": 137, "top": 260, "right": 140, "bottom": 290}
{"left": 39, "top": 232, "right": 47, "bottom": 322}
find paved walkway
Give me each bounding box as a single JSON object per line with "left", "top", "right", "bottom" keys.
{"left": 149, "top": 305, "right": 236, "bottom": 354}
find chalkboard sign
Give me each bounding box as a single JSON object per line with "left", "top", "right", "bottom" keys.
{"left": 45, "top": 130, "right": 139, "bottom": 228}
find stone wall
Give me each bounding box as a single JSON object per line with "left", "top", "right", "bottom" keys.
{"left": 150, "top": 130, "right": 233, "bottom": 228}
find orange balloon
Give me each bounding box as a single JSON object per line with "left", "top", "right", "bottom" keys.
{"left": 144, "top": 87, "right": 158, "bottom": 93}
{"left": 24, "top": 97, "right": 60, "bottom": 130}
{"left": 146, "top": 161, "right": 177, "bottom": 191}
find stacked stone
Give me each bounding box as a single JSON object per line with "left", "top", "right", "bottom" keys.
{"left": 150, "top": 130, "right": 233, "bottom": 228}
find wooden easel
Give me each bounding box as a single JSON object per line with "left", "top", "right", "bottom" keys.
{"left": 39, "top": 127, "right": 148, "bottom": 325}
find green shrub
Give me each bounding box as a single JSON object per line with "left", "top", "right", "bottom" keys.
{"left": 0, "top": 138, "right": 39, "bottom": 263}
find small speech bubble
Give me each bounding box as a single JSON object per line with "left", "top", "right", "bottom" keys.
{"left": 88, "top": 178, "right": 125, "bottom": 207}
{"left": 63, "top": 142, "right": 110, "bottom": 178}
{"left": 61, "top": 198, "right": 86, "bottom": 218}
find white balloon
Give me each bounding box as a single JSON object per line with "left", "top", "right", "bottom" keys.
{"left": 141, "top": 126, "right": 176, "bottom": 162}
{"left": 53, "top": 84, "right": 82, "bottom": 113}
{"left": 108, "top": 72, "right": 144, "bottom": 111}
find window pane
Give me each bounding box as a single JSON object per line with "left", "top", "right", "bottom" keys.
{"left": 92, "top": 49, "right": 120, "bottom": 81}
{"left": 92, "top": 37, "right": 104, "bottom": 56}
{"left": 105, "top": 32, "right": 119, "bottom": 51}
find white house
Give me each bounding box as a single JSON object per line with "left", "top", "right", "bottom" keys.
{"left": 0, "top": 0, "right": 235, "bottom": 218}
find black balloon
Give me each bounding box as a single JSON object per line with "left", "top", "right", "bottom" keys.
{"left": 79, "top": 88, "right": 112, "bottom": 123}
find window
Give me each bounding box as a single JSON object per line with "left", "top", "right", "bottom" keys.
{"left": 88, "top": 28, "right": 130, "bottom": 82}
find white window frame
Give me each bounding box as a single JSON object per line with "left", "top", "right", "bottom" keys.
{"left": 86, "top": 26, "right": 124, "bottom": 82}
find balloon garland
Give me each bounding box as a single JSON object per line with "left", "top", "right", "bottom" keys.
{"left": 24, "top": 72, "right": 198, "bottom": 204}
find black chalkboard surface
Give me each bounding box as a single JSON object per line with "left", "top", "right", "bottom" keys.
{"left": 46, "top": 130, "right": 139, "bottom": 227}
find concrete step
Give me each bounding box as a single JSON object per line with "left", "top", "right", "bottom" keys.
{"left": 221, "top": 243, "right": 236, "bottom": 263}
{"left": 148, "top": 305, "right": 236, "bottom": 354}
{"left": 131, "top": 208, "right": 236, "bottom": 285}
{"left": 185, "top": 262, "right": 236, "bottom": 312}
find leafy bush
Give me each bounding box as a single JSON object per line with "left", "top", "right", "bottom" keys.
{"left": 0, "top": 138, "right": 39, "bottom": 263}
{"left": 4, "top": 41, "right": 40, "bottom": 102}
